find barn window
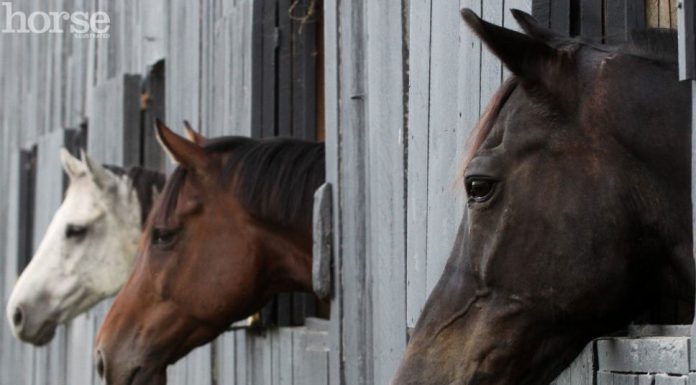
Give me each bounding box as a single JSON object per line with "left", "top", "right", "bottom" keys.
{"left": 252, "top": 0, "right": 322, "bottom": 141}
{"left": 251, "top": 0, "right": 327, "bottom": 326}
{"left": 17, "top": 146, "right": 37, "bottom": 276}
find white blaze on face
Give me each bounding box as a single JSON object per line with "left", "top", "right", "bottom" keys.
{"left": 6, "top": 149, "right": 142, "bottom": 345}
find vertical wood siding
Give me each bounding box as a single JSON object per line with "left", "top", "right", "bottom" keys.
{"left": 0, "top": 1, "right": 329, "bottom": 384}
{"left": 0, "top": 0, "right": 688, "bottom": 384}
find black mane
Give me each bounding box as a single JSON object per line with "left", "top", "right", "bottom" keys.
{"left": 158, "top": 136, "right": 325, "bottom": 231}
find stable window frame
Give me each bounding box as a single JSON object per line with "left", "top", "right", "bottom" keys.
{"left": 251, "top": 0, "right": 326, "bottom": 327}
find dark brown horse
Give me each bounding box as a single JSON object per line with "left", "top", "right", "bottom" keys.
{"left": 95, "top": 122, "right": 324, "bottom": 385}
{"left": 392, "top": 9, "right": 693, "bottom": 385}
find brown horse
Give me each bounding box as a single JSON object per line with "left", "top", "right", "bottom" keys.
{"left": 392, "top": 9, "right": 693, "bottom": 385}
{"left": 95, "top": 122, "right": 325, "bottom": 385}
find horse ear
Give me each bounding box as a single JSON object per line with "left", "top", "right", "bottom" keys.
{"left": 183, "top": 120, "right": 207, "bottom": 146}
{"left": 155, "top": 119, "right": 210, "bottom": 171}
{"left": 461, "top": 8, "right": 566, "bottom": 87}
{"left": 510, "top": 9, "right": 562, "bottom": 43}
{"left": 80, "top": 150, "right": 117, "bottom": 190}
{"left": 60, "top": 148, "right": 86, "bottom": 179}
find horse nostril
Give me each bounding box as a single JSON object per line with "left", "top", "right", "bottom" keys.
{"left": 12, "top": 306, "right": 24, "bottom": 329}
{"left": 96, "top": 350, "right": 106, "bottom": 379}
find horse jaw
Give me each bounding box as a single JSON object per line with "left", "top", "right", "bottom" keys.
{"left": 392, "top": 293, "right": 588, "bottom": 385}
{"left": 6, "top": 168, "right": 141, "bottom": 345}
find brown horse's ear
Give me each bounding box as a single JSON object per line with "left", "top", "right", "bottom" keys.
{"left": 183, "top": 120, "right": 207, "bottom": 146}
{"left": 155, "top": 119, "right": 211, "bottom": 171}
{"left": 461, "top": 8, "right": 568, "bottom": 88}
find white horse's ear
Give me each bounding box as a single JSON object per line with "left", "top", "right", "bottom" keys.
{"left": 80, "top": 150, "right": 116, "bottom": 191}
{"left": 60, "top": 148, "right": 86, "bottom": 179}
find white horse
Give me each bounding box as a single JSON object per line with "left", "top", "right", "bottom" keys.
{"left": 6, "top": 149, "right": 165, "bottom": 345}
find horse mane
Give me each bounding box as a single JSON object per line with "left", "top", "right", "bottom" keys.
{"left": 158, "top": 137, "right": 325, "bottom": 231}
{"left": 104, "top": 165, "right": 167, "bottom": 225}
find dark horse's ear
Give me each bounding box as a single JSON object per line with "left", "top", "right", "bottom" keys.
{"left": 155, "top": 119, "right": 211, "bottom": 171}
{"left": 510, "top": 9, "right": 562, "bottom": 43}
{"left": 461, "top": 8, "right": 569, "bottom": 90}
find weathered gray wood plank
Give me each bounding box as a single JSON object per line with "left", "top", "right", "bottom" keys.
{"left": 216, "top": 333, "right": 237, "bottom": 385}
{"left": 235, "top": 330, "right": 248, "bottom": 385}
{"left": 365, "top": 1, "right": 408, "bottom": 383}
{"left": 597, "top": 337, "right": 690, "bottom": 374}
{"left": 323, "top": 0, "right": 343, "bottom": 383}
{"left": 66, "top": 314, "right": 96, "bottom": 385}
{"left": 166, "top": 0, "right": 201, "bottom": 153}
{"left": 184, "top": 345, "right": 213, "bottom": 385}
{"left": 87, "top": 74, "right": 142, "bottom": 166}
{"left": 293, "top": 328, "right": 329, "bottom": 385}
{"left": 249, "top": 332, "right": 272, "bottom": 385}
{"left": 335, "top": 0, "right": 370, "bottom": 384}
{"left": 140, "top": 0, "right": 168, "bottom": 71}
{"left": 406, "top": 0, "right": 432, "bottom": 329}
{"left": 425, "top": 0, "right": 466, "bottom": 295}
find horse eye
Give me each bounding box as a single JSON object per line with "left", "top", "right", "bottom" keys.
{"left": 151, "top": 228, "right": 179, "bottom": 248}
{"left": 466, "top": 178, "right": 496, "bottom": 203}
{"left": 65, "top": 224, "right": 88, "bottom": 239}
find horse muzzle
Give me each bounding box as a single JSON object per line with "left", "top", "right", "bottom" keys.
{"left": 6, "top": 301, "right": 58, "bottom": 346}
{"left": 95, "top": 347, "right": 167, "bottom": 385}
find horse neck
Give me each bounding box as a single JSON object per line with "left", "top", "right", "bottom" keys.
{"left": 255, "top": 221, "right": 314, "bottom": 293}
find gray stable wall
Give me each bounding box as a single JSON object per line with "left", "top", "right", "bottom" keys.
{"left": 0, "top": 1, "right": 328, "bottom": 385}
{"left": 0, "top": 1, "right": 692, "bottom": 385}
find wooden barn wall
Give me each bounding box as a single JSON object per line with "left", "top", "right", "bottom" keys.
{"left": 0, "top": 1, "right": 328, "bottom": 385}
{"left": 0, "top": 0, "right": 687, "bottom": 385}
